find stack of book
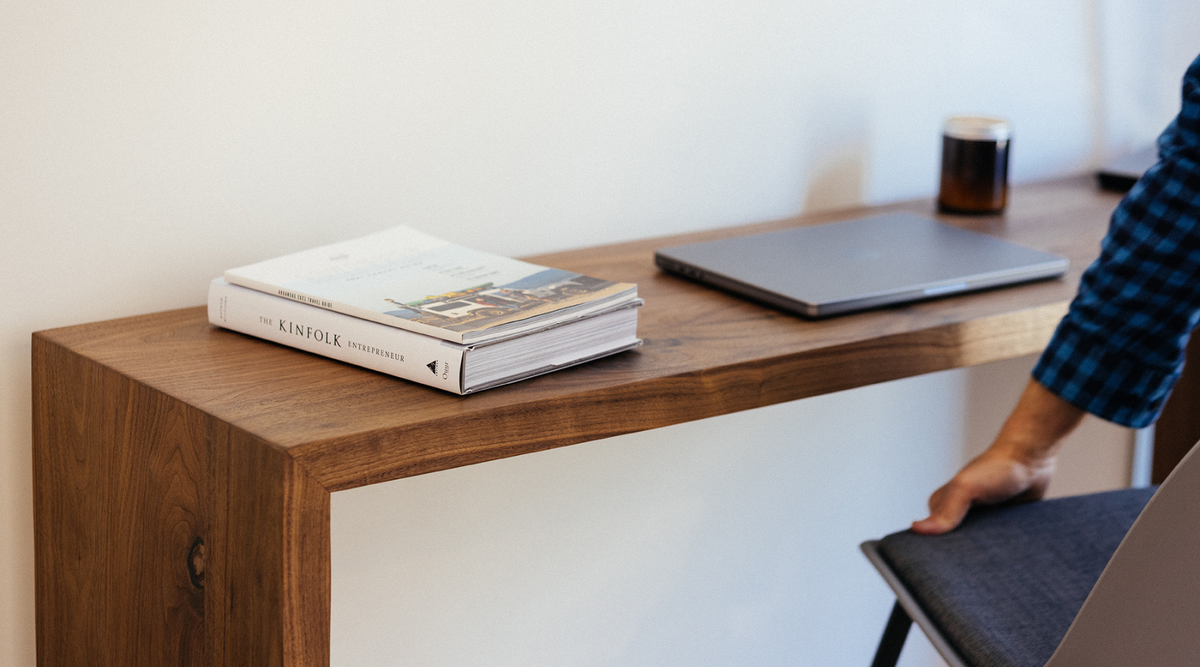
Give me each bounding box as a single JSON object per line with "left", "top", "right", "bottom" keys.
{"left": 208, "top": 226, "right": 643, "bottom": 394}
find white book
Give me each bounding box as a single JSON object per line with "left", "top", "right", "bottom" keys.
{"left": 223, "top": 226, "right": 639, "bottom": 345}
{"left": 208, "top": 278, "right": 642, "bottom": 395}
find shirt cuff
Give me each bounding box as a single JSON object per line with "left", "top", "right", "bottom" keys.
{"left": 1032, "top": 319, "right": 1183, "bottom": 428}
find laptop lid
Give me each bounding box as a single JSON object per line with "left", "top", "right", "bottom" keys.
{"left": 654, "top": 213, "right": 1069, "bottom": 318}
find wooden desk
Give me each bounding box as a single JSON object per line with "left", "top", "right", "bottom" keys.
{"left": 33, "top": 176, "right": 1122, "bottom": 667}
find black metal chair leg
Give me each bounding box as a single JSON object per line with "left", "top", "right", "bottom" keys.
{"left": 870, "top": 601, "right": 913, "bottom": 667}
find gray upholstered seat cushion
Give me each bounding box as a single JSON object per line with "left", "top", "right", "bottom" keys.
{"left": 877, "top": 487, "right": 1155, "bottom": 667}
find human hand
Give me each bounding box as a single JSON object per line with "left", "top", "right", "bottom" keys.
{"left": 911, "top": 447, "right": 1057, "bottom": 535}
{"left": 911, "top": 378, "right": 1084, "bottom": 535}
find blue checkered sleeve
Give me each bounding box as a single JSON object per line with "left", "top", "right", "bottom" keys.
{"left": 1033, "top": 54, "right": 1200, "bottom": 428}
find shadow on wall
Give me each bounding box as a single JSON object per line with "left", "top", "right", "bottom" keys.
{"left": 800, "top": 96, "right": 871, "bottom": 212}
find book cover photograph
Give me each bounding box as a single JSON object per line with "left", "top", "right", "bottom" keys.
{"left": 382, "top": 269, "right": 613, "bottom": 332}
{"left": 224, "top": 226, "right": 638, "bottom": 344}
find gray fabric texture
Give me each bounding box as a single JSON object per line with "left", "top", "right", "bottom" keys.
{"left": 878, "top": 487, "right": 1155, "bottom": 667}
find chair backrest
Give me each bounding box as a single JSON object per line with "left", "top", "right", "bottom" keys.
{"left": 1045, "top": 440, "right": 1200, "bottom": 666}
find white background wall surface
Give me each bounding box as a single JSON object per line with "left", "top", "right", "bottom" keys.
{"left": 3, "top": 1, "right": 1198, "bottom": 665}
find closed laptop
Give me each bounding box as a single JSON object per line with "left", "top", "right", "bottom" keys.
{"left": 654, "top": 213, "right": 1069, "bottom": 318}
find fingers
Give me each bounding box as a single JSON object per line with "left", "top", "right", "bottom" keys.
{"left": 911, "top": 482, "right": 974, "bottom": 535}
{"left": 908, "top": 448, "right": 1057, "bottom": 535}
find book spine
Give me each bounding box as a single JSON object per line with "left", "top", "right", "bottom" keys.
{"left": 207, "top": 279, "right": 466, "bottom": 395}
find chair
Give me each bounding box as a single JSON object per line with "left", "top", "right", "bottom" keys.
{"left": 861, "top": 441, "right": 1200, "bottom": 667}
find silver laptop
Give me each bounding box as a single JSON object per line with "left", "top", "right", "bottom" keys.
{"left": 654, "top": 213, "right": 1069, "bottom": 318}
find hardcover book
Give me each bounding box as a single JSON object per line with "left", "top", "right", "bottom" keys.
{"left": 210, "top": 227, "right": 643, "bottom": 394}
{"left": 223, "top": 226, "right": 639, "bottom": 345}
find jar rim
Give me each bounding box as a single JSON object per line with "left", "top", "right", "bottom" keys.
{"left": 944, "top": 116, "right": 1011, "bottom": 141}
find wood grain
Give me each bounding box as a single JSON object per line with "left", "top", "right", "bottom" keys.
{"left": 34, "top": 335, "right": 331, "bottom": 667}
{"left": 33, "top": 335, "right": 207, "bottom": 666}
{"left": 33, "top": 335, "right": 111, "bottom": 667}
{"left": 205, "top": 427, "right": 330, "bottom": 667}
{"left": 282, "top": 450, "right": 331, "bottom": 667}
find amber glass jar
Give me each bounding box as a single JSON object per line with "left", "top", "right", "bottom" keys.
{"left": 937, "top": 117, "right": 1011, "bottom": 214}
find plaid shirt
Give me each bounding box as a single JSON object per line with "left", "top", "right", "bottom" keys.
{"left": 1033, "top": 54, "right": 1200, "bottom": 428}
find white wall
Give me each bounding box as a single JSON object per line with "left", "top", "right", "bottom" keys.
{"left": 331, "top": 354, "right": 1132, "bottom": 667}
{"left": 3, "top": 1, "right": 1197, "bottom": 665}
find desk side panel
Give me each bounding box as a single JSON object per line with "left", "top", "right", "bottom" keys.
{"left": 206, "top": 426, "right": 331, "bottom": 667}
{"left": 32, "top": 335, "right": 332, "bottom": 667}
{"left": 33, "top": 334, "right": 207, "bottom": 666}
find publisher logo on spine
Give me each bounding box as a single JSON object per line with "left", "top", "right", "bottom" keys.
{"left": 427, "top": 360, "right": 450, "bottom": 380}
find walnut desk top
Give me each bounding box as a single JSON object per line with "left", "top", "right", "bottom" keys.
{"left": 31, "top": 175, "right": 1122, "bottom": 667}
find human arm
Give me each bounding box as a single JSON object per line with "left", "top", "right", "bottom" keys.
{"left": 913, "top": 54, "right": 1200, "bottom": 534}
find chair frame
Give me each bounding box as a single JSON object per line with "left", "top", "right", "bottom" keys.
{"left": 861, "top": 540, "right": 969, "bottom": 667}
